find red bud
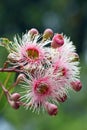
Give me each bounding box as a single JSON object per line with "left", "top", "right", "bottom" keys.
{"left": 45, "top": 102, "right": 58, "bottom": 116}
{"left": 71, "top": 80, "right": 82, "bottom": 91}
{"left": 51, "top": 34, "right": 64, "bottom": 48}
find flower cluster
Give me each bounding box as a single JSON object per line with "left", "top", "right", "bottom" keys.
{"left": 0, "top": 28, "right": 82, "bottom": 116}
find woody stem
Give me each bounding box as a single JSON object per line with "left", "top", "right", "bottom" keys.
{"left": 0, "top": 68, "right": 23, "bottom": 73}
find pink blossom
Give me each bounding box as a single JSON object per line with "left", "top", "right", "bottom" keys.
{"left": 0, "top": 28, "right": 82, "bottom": 116}
{"left": 20, "top": 67, "right": 68, "bottom": 114}
{"left": 7, "top": 29, "right": 51, "bottom": 68}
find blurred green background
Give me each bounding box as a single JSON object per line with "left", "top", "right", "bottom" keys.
{"left": 0, "top": 0, "right": 87, "bottom": 130}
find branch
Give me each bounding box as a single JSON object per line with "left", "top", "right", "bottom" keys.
{"left": 0, "top": 68, "right": 23, "bottom": 73}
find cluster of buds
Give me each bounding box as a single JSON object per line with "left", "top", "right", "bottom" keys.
{"left": 0, "top": 28, "right": 82, "bottom": 116}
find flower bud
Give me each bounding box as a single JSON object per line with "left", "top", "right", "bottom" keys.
{"left": 43, "top": 28, "right": 53, "bottom": 39}
{"left": 0, "top": 82, "right": 20, "bottom": 110}
{"left": 6, "top": 93, "right": 21, "bottom": 109}
{"left": 11, "top": 93, "right": 21, "bottom": 101}
{"left": 56, "top": 93, "right": 67, "bottom": 103}
{"left": 28, "top": 28, "right": 39, "bottom": 36}
{"left": 71, "top": 80, "right": 82, "bottom": 91}
{"left": 9, "top": 100, "right": 20, "bottom": 109}
{"left": 51, "top": 34, "right": 64, "bottom": 48}
{"left": 45, "top": 102, "right": 58, "bottom": 116}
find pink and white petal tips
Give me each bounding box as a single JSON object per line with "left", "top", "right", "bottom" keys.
{"left": 57, "top": 35, "right": 76, "bottom": 60}
{"left": 51, "top": 35, "right": 80, "bottom": 84}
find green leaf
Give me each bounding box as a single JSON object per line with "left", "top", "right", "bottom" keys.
{"left": 0, "top": 72, "right": 15, "bottom": 112}
{"left": 0, "top": 47, "right": 8, "bottom": 67}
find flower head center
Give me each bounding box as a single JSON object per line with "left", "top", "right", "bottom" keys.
{"left": 36, "top": 83, "right": 49, "bottom": 94}
{"left": 26, "top": 48, "right": 39, "bottom": 60}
